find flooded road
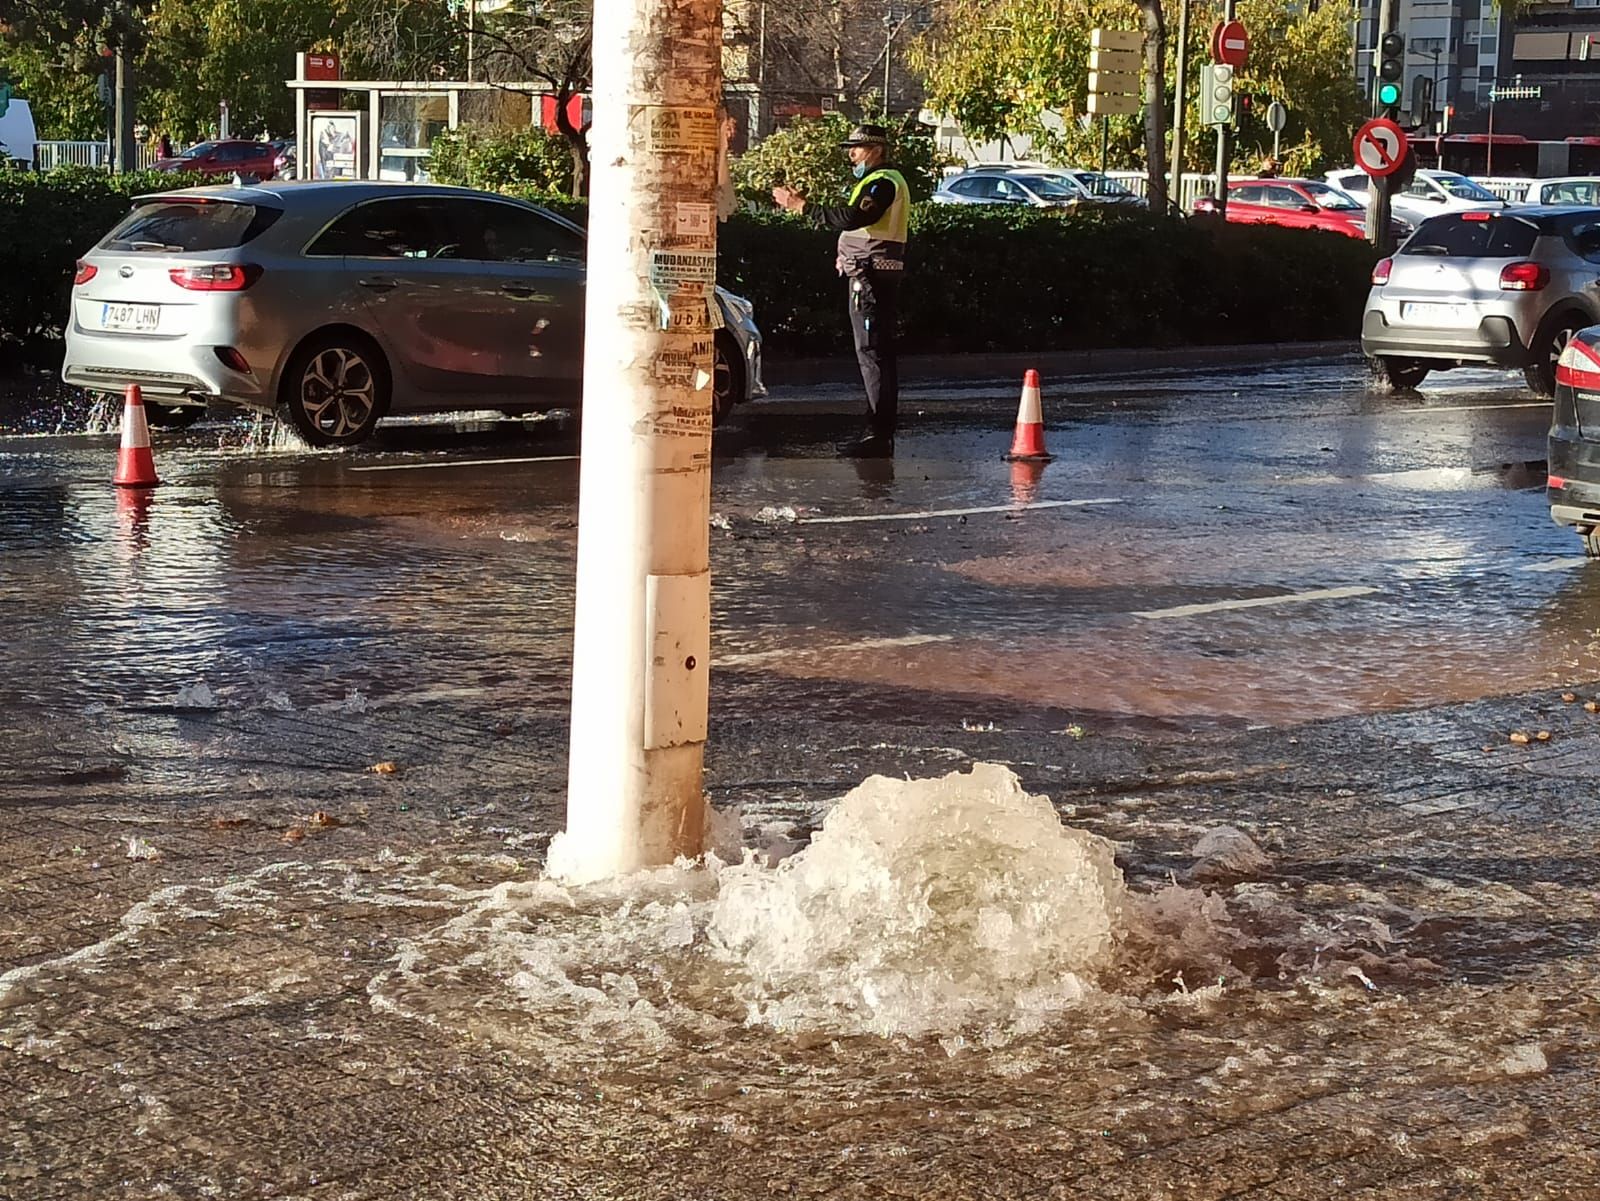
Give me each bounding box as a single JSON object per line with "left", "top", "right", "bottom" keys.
{"left": 3, "top": 358, "right": 1598, "bottom": 1198}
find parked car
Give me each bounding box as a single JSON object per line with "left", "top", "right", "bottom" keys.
{"left": 1522, "top": 177, "right": 1600, "bottom": 206}
{"left": 1326, "top": 167, "right": 1509, "bottom": 227}
{"left": 1360, "top": 205, "right": 1600, "bottom": 394}
{"left": 1192, "top": 177, "right": 1408, "bottom": 240}
{"left": 268, "top": 138, "right": 297, "bottom": 179}
{"left": 1547, "top": 326, "right": 1600, "bottom": 556}
{"left": 62, "top": 181, "right": 765, "bottom": 447}
{"left": 932, "top": 165, "right": 1142, "bottom": 209}
{"left": 153, "top": 140, "right": 280, "bottom": 180}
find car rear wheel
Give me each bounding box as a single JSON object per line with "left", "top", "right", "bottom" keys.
{"left": 1375, "top": 357, "right": 1430, "bottom": 390}
{"left": 1525, "top": 318, "right": 1582, "bottom": 398}
{"left": 144, "top": 401, "right": 203, "bottom": 429}
{"left": 713, "top": 331, "right": 744, "bottom": 425}
{"left": 280, "top": 334, "right": 390, "bottom": 448}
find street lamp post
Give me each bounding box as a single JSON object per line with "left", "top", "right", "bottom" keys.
{"left": 552, "top": 0, "right": 722, "bottom": 883}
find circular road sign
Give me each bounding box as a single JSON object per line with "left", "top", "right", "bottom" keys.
{"left": 1353, "top": 117, "right": 1408, "bottom": 178}
{"left": 1212, "top": 20, "right": 1250, "bottom": 68}
{"left": 1266, "top": 100, "right": 1287, "bottom": 133}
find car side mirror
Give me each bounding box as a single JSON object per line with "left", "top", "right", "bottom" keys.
{"left": 1301, "top": 203, "right": 1320, "bottom": 213}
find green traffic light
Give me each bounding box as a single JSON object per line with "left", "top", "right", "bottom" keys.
{"left": 1377, "top": 82, "right": 1401, "bottom": 107}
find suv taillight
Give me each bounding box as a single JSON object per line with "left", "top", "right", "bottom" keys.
{"left": 74, "top": 261, "right": 98, "bottom": 286}
{"left": 1499, "top": 261, "right": 1549, "bottom": 291}
{"left": 1371, "top": 258, "right": 1392, "bottom": 286}
{"left": 169, "top": 264, "right": 262, "bottom": 292}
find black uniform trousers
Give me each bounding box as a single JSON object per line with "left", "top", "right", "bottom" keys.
{"left": 847, "top": 266, "right": 901, "bottom": 439}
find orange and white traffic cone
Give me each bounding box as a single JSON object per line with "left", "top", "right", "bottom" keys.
{"left": 1003, "top": 369, "right": 1053, "bottom": 463}
{"left": 113, "top": 384, "right": 160, "bottom": 489}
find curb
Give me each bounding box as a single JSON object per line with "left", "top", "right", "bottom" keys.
{"left": 763, "top": 340, "right": 1361, "bottom": 387}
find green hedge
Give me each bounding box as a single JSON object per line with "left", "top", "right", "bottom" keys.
{"left": 0, "top": 167, "right": 173, "bottom": 366}
{"left": 0, "top": 168, "right": 1374, "bottom": 369}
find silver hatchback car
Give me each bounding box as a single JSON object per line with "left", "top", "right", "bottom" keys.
{"left": 1361, "top": 206, "right": 1600, "bottom": 394}
{"left": 62, "top": 181, "right": 765, "bottom": 446}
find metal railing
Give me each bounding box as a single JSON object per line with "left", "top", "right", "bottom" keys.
{"left": 32, "top": 141, "right": 162, "bottom": 171}
{"left": 1104, "top": 170, "right": 1220, "bottom": 212}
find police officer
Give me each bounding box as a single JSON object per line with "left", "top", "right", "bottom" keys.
{"left": 773, "top": 124, "right": 908, "bottom": 458}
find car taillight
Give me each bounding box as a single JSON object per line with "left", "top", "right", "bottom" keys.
{"left": 74, "top": 261, "right": 98, "bottom": 286}
{"left": 1547, "top": 475, "right": 1567, "bottom": 489}
{"left": 1460, "top": 211, "right": 1494, "bottom": 222}
{"left": 1499, "top": 261, "right": 1549, "bottom": 291}
{"left": 1371, "top": 258, "right": 1392, "bottom": 285}
{"left": 169, "top": 264, "right": 262, "bottom": 292}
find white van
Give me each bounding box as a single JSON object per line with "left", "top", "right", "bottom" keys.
{"left": 0, "top": 99, "right": 39, "bottom": 168}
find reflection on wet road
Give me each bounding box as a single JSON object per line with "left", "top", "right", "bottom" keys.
{"left": 0, "top": 360, "right": 1590, "bottom": 729}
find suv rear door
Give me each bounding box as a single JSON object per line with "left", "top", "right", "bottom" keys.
{"left": 76, "top": 198, "right": 282, "bottom": 339}
{"left": 1382, "top": 211, "right": 1547, "bottom": 331}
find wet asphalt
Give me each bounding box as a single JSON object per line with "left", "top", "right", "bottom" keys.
{"left": 3, "top": 356, "right": 1600, "bottom": 1199}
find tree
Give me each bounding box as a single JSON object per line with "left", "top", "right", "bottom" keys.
{"left": 0, "top": 0, "right": 157, "bottom": 138}
{"left": 911, "top": 0, "right": 1360, "bottom": 193}
{"left": 470, "top": 0, "right": 594, "bottom": 196}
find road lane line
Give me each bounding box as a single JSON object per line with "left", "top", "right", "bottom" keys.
{"left": 1386, "top": 402, "right": 1549, "bottom": 414}
{"left": 800, "top": 498, "right": 1122, "bottom": 525}
{"left": 1132, "top": 585, "right": 1380, "bottom": 621}
{"left": 349, "top": 455, "right": 579, "bottom": 472}
{"left": 718, "top": 634, "right": 953, "bottom": 667}
{"left": 1521, "top": 556, "right": 1591, "bottom": 573}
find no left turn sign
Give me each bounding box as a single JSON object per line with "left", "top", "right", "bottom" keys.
{"left": 1354, "top": 118, "right": 1408, "bottom": 178}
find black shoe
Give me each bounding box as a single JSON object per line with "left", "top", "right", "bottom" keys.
{"left": 838, "top": 433, "right": 894, "bottom": 458}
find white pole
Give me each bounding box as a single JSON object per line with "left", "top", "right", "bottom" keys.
{"left": 551, "top": 0, "right": 721, "bottom": 883}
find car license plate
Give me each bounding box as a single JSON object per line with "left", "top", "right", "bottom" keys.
{"left": 100, "top": 302, "right": 160, "bottom": 333}
{"left": 1402, "top": 301, "right": 1473, "bottom": 329}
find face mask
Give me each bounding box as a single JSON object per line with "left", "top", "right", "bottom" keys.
{"left": 852, "top": 162, "right": 869, "bottom": 179}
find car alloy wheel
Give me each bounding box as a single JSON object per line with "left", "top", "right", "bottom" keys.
{"left": 712, "top": 331, "right": 744, "bottom": 425}
{"left": 283, "top": 338, "right": 389, "bottom": 448}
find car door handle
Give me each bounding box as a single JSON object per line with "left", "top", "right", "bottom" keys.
{"left": 359, "top": 277, "right": 397, "bottom": 291}
{"left": 501, "top": 283, "right": 535, "bottom": 298}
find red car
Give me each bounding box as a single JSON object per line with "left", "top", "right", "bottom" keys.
{"left": 153, "top": 139, "right": 279, "bottom": 179}
{"left": 1193, "top": 177, "right": 1379, "bottom": 239}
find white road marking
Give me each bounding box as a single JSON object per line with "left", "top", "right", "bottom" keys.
{"left": 1132, "top": 585, "right": 1380, "bottom": 621}
{"left": 1521, "top": 556, "right": 1591, "bottom": 573}
{"left": 718, "top": 634, "right": 954, "bottom": 667}
{"left": 349, "top": 455, "right": 579, "bottom": 473}
{"left": 1386, "top": 401, "right": 1549, "bottom": 414}
{"left": 800, "top": 498, "right": 1122, "bottom": 525}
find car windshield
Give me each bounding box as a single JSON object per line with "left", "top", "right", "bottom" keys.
{"left": 100, "top": 200, "right": 282, "bottom": 252}
{"left": 1434, "top": 174, "right": 1500, "bottom": 202}
{"left": 1299, "top": 181, "right": 1362, "bottom": 210}
{"left": 177, "top": 142, "right": 219, "bottom": 159}
{"left": 1069, "top": 171, "right": 1133, "bottom": 196}
{"left": 1014, "top": 175, "right": 1082, "bottom": 199}
{"left": 1400, "top": 212, "right": 1539, "bottom": 258}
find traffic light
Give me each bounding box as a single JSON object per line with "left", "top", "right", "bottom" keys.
{"left": 1377, "top": 32, "right": 1404, "bottom": 117}
{"left": 1200, "top": 63, "right": 1234, "bottom": 127}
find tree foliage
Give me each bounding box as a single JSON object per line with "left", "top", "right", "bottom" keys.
{"left": 730, "top": 111, "right": 948, "bottom": 206}
{"left": 911, "top": 0, "right": 1361, "bottom": 178}
{"left": 428, "top": 123, "right": 574, "bottom": 193}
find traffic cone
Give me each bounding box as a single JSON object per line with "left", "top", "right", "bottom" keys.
{"left": 113, "top": 385, "right": 160, "bottom": 489}
{"left": 1003, "top": 370, "right": 1053, "bottom": 463}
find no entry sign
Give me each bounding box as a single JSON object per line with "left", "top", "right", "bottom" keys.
{"left": 1212, "top": 20, "right": 1249, "bottom": 68}
{"left": 1354, "top": 118, "right": 1408, "bottom": 178}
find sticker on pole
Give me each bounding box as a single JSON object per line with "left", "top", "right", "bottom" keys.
{"left": 1354, "top": 118, "right": 1408, "bottom": 178}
